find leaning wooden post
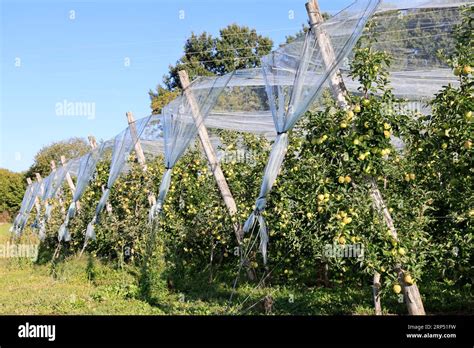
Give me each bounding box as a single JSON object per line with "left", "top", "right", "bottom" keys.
{"left": 178, "top": 70, "right": 242, "bottom": 243}
{"left": 50, "top": 160, "right": 65, "bottom": 213}
{"left": 22, "top": 177, "right": 40, "bottom": 243}
{"left": 26, "top": 177, "right": 41, "bottom": 217}
{"left": 88, "top": 135, "right": 112, "bottom": 213}
{"left": 34, "top": 173, "right": 44, "bottom": 212}
{"left": 88, "top": 135, "right": 97, "bottom": 149}
{"left": 53, "top": 156, "right": 79, "bottom": 258}
{"left": 126, "top": 112, "right": 157, "bottom": 208}
{"left": 60, "top": 155, "right": 78, "bottom": 210}
{"left": 305, "top": 0, "right": 425, "bottom": 315}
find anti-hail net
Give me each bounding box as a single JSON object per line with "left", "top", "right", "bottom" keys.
{"left": 13, "top": 1, "right": 472, "bottom": 260}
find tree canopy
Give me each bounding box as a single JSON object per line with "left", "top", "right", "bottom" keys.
{"left": 0, "top": 168, "right": 24, "bottom": 222}
{"left": 25, "top": 137, "right": 90, "bottom": 179}
{"left": 149, "top": 24, "right": 273, "bottom": 114}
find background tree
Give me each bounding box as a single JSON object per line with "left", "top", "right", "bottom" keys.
{"left": 149, "top": 24, "right": 273, "bottom": 113}
{"left": 148, "top": 87, "right": 180, "bottom": 115}
{"left": 0, "top": 168, "right": 25, "bottom": 222}
{"left": 25, "top": 137, "right": 90, "bottom": 179}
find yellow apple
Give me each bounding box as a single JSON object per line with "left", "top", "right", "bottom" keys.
{"left": 393, "top": 284, "right": 402, "bottom": 294}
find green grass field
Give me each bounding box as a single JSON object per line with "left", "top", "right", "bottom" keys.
{"left": 0, "top": 223, "right": 11, "bottom": 238}
{"left": 0, "top": 223, "right": 472, "bottom": 315}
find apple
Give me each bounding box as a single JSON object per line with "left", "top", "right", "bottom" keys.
{"left": 338, "top": 236, "right": 346, "bottom": 245}
{"left": 384, "top": 130, "right": 391, "bottom": 138}
{"left": 462, "top": 66, "right": 472, "bottom": 75}
{"left": 340, "top": 122, "right": 348, "bottom": 129}
{"left": 442, "top": 143, "right": 448, "bottom": 150}
{"left": 346, "top": 110, "right": 355, "bottom": 119}
{"left": 344, "top": 176, "right": 352, "bottom": 184}
{"left": 362, "top": 99, "right": 371, "bottom": 107}
{"left": 454, "top": 67, "right": 462, "bottom": 76}
{"left": 465, "top": 111, "right": 473, "bottom": 121}
{"left": 353, "top": 139, "right": 360, "bottom": 146}
{"left": 393, "top": 284, "right": 402, "bottom": 294}
{"left": 398, "top": 247, "right": 406, "bottom": 256}
{"left": 404, "top": 274, "right": 414, "bottom": 285}
{"left": 464, "top": 140, "right": 472, "bottom": 149}
{"left": 353, "top": 104, "right": 361, "bottom": 113}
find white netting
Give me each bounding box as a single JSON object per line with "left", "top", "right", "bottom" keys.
{"left": 12, "top": 0, "right": 472, "bottom": 259}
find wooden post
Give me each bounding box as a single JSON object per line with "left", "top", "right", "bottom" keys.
{"left": 306, "top": 0, "right": 425, "bottom": 315}
{"left": 373, "top": 272, "right": 382, "bottom": 315}
{"left": 88, "top": 135, "right": 113, "bottom": 213}
{"left": 60, "top": 155, "right": 80, "bottom": 210}
{"left": 88, "top": 135, "right": 98, "bottom": 149}
{"left": 35, "top": 173, "right": 44, "bottom": 195}
{"left": 126, "top": 112, "right": 157, "bottom": 207}
{"left": 26, "top": 177, "right": 41, "bottom": 215}
{"left": 32, "top": 174, "right": 43, "bottom": 217}
{"left": 305, "top": 0, "right": 349, "bottom": 108}
{"left": 34, "top": 173, "right": 44, "bottom": 213}
{"left": 50, "top": 160, "right": 65, "bottom": 213}
{"left": 178, "top": 70, "right": 242, "bottom": 243}
{"left": 369, "top": 178, "right": 425, "bottom": 315}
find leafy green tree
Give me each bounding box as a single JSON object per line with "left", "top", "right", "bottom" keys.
{"left": 149, "top": 24, "right": 273, "bottom": 112}
{"left": 0, "top": 168, "right": 25, "bottom": 221}
{"left": 164, "top": 32, "right": 217, "bottom": 90}
{"left": 148, "top": 86, "right": 180, "bottom": 114}
{"left": 407, "top": 6, "right": 473, "bottom": 282}
{"left": 25, "top": 137, "right": 90, "bottom": 179}
{"left": 213, "top": 24, "right": 273, "bottom": 74}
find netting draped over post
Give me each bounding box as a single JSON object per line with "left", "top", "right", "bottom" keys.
{"left": 57, "top": 141, "right": 112, "bottom": 242}
{"left": 243, "top": 0, "right": 381, "bottom": 263}
{"left": 53, "top": 157, "right": 81, "bottom": 241}
{"left": 149, "top": 73, "right": 233, "bottom": 222}
{"left": 10, "top": 183, "right": 34, "bottom": 235}
{"left": 12, "top": 181, "right": 43, "bottom": 236}
{"left": 83, "top": 116, "right": 155, "bottom": 242}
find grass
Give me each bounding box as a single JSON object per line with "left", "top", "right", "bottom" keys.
{"left": 0, "top": 223, "right": 11, "bottom": 238}
{"left": 0, "top": 223, "right": 472, "bottom": 315}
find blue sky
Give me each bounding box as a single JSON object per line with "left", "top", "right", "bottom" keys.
{"left": 0, "top": 0, "right": 352, "bottom": 173}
